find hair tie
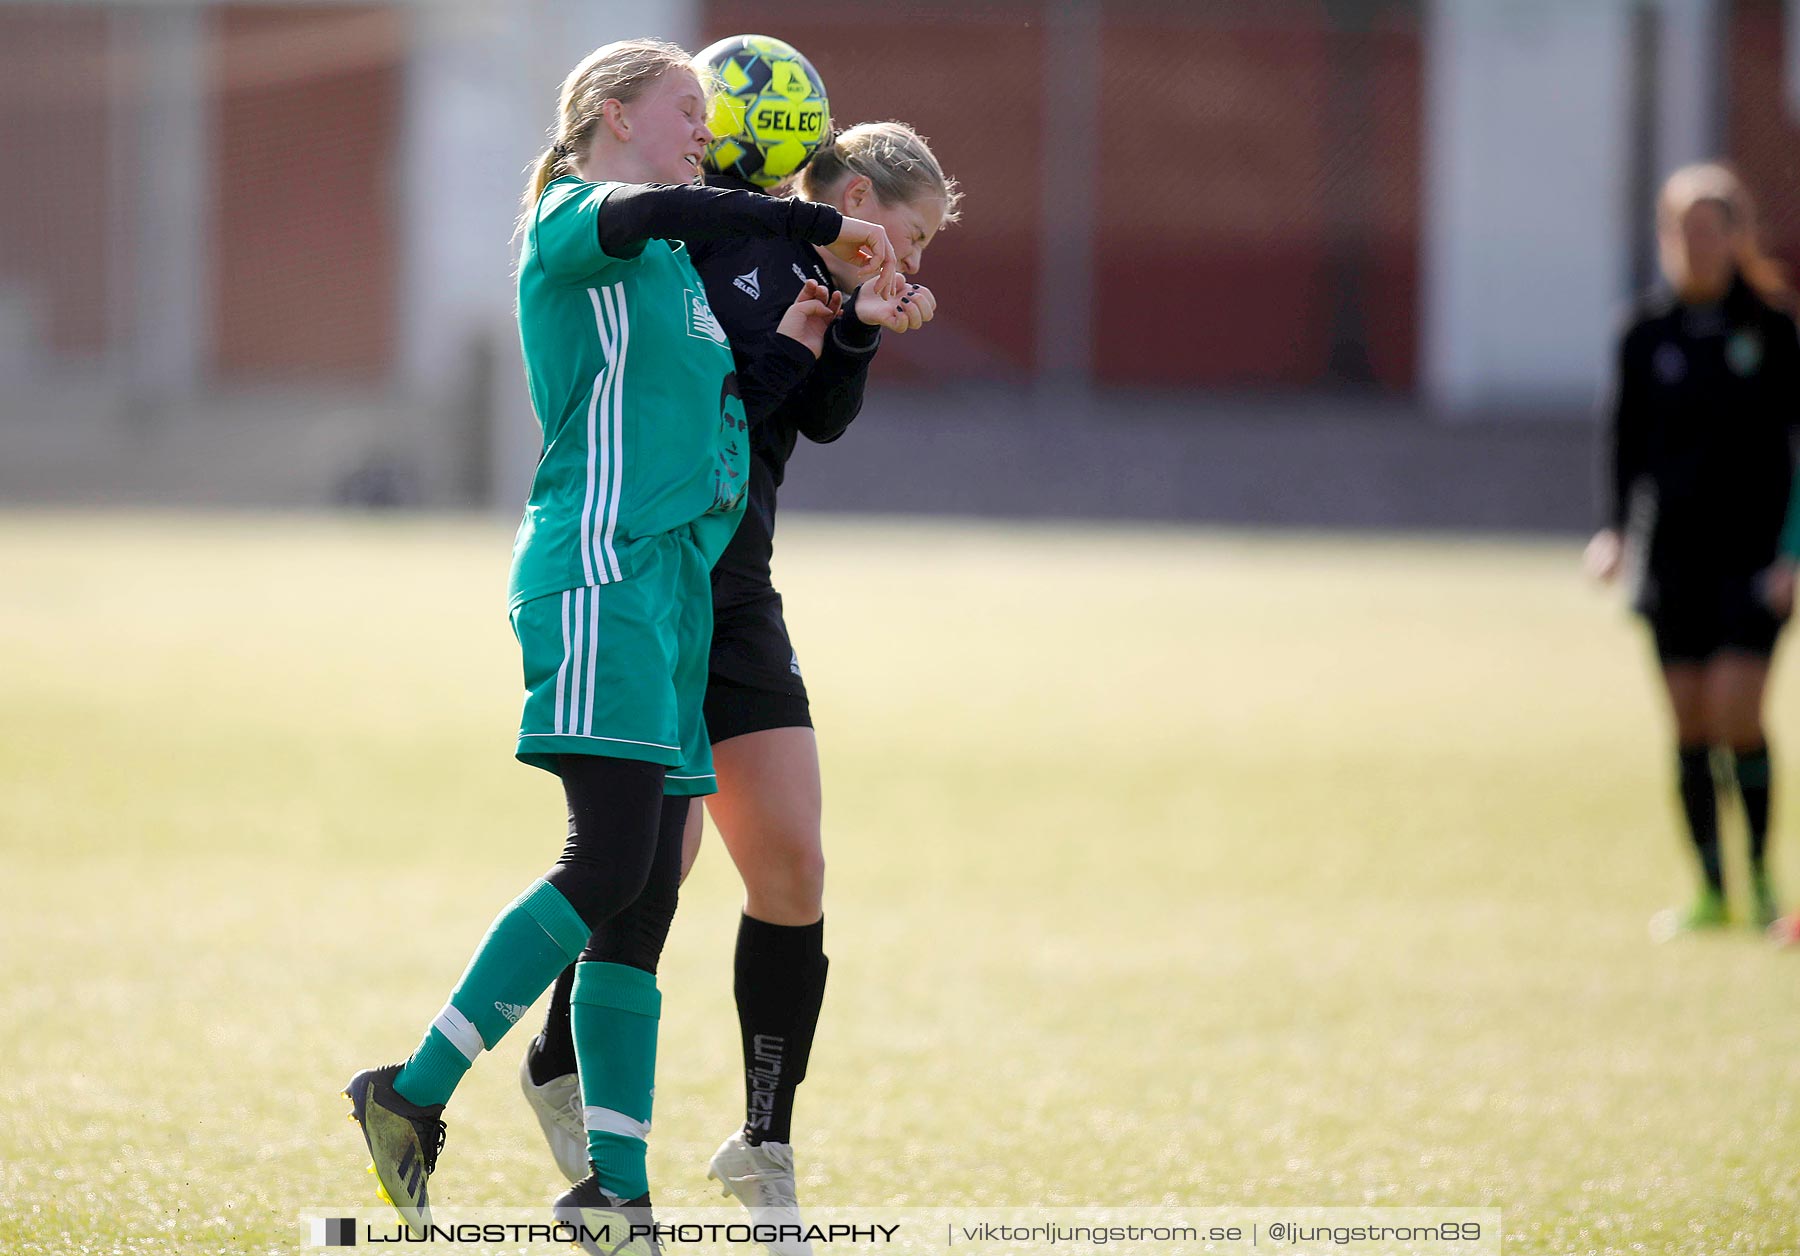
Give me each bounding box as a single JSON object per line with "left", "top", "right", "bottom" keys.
{"left": 551, "top": 141, "right": 571, "bottom": 160}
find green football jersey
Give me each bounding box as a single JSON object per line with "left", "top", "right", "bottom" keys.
{"left": 509, "top": 176, "right": 749, "bottom": 610}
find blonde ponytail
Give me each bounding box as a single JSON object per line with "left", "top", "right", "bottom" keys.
{"left": 521, "top": 146, "right": 567, "bottom": 224}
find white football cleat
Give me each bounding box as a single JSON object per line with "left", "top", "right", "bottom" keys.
{"left": 518, "top": 1053, "right": 588, "bottom": 1184}
{"left": 707, "top": 1131, "right": 813, "bottom": 1256}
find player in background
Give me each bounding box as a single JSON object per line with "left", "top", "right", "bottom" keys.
{"left": 341, "top": 39, "right": 897, "bottom": 1254}
{"left": 1587, "top": 162, "right": 1800, "bottom": 940}
{"left": 520, "top": 119, "right": 959, "bottom": 1249}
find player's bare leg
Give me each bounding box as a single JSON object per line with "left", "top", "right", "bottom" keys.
{"left": 702, "top": 726, "right": 826, "bottom": 1256}
{"left": 706, "top": 727, "right": 825, "bottom": 926}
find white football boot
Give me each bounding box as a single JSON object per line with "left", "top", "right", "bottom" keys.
{"left": 707, "top": 1130, "right": 813, "bottom": 1256}
{"left": 519, "top": 1053, "right": 588, "bottom": 1184}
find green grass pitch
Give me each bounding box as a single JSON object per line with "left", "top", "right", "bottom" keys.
{"left": 1, "top": 511, "right": 1797, "bottom": 1254}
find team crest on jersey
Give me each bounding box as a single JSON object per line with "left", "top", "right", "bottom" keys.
{"left": 1727, "top": 329, "right": 1764, "bottom": 377}
{"left": 734, "top": 268, "right": 762, "bottom": 300}
{"left": 685, "top": 288, "right": 728, "bottom": 343}
{"left": 1653, "top": 342, "right": 1686, "bottom": 385}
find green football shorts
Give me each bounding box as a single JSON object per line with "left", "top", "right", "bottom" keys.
{"left": 512, "top": 526, "right": 716, "bottom": 796}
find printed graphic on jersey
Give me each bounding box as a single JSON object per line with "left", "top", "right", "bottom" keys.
{"left": 686, "top": 288, "right": 729, "bottom": 344}
{"left": 788, "top": 650, "right": 802, "bottom": 678}
{"left": 714, "top": 376, "right": 749, "bottom": 512}
{"left": 734, "top": 267, "right": 762, "bottom": 300}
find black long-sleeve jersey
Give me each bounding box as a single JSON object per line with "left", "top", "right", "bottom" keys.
{"left": 686, "top": 178, "right": 881, "bottom": 609}
{"left": 1604, "top": 274, "right": 1800, "bottom": 582}
{"left": 586, "top": 181, "right": 849, "bottom": 432}
{"left": 595, "top": 180, "right": 843, "bottom": 261}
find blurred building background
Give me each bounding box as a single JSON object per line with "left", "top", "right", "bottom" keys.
{"left": 1, "top": 0, "right": 1797, "bottom": 527}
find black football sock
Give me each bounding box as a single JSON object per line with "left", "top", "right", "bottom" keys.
{"left": 1734, "top": 743, "right": 1773, "bottom": 874}
{"left": 528, "top": 963, "right": 579, "bottom": 1085}
{"left": 735, "top": 914, "right": 829, "bottom": 1146}
{"left": 1678, "top": 744, "right": 1724, "bottom": 895}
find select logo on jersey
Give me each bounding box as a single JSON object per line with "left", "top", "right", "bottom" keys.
{"left": 789, "top": 651, "right": 802, "bottom": 678}
{"left": 733, "top": 267, "right": 762, "bottom": 300}
{"left": 685, "top": 288, "right": 728, "bottom": 343}
{"left": 494, "top": 1001, "right": 528, "bottom": 1025}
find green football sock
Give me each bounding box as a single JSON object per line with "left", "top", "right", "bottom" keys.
{"left": 1734, "top": 744, "right": 1773, "bottom": 873}
{"left": 393, "top": 879, "right": 590, "bottom": 1107}
{"left": 1677, "top": 744, "right": 1723, "bottom": 895}
{"left": 572, "top": 961, "right": 662, "bottom": 1199}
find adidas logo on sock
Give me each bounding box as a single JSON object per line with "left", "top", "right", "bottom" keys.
{"left": 494, "top": 1001, "right": 528, "bottom": 1025}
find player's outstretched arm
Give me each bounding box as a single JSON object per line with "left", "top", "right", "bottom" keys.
{"left": 594, "top": 182, "right": 844, "bottom": 258}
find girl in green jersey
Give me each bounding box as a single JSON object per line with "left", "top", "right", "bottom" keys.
{"left": 343, "top": 39, "right": 897, "bottom": 1253}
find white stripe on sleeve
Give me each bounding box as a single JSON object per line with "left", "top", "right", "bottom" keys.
{"left": 587, "top": 288, "right": 619, "bottom": 585}
{"left": 599, "top": 283, "right": 629, "bottom": 583}
{"left": 590, "top": 286, "right": 626, "bottom": 590}
{"left": 578, "top": 367, "right": 604, "bottom": 588}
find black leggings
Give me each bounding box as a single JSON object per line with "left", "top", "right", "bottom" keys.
{"left": 542, "top": 754, "right": 688, "bottom": 972}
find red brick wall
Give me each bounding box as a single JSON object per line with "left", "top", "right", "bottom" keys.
{"left": 209, "top": 4, "right": 402, "bottom": 381}
{"left": 1727, "top": 0, "right": 1800, "bottom": 286}
{"left": 702, "top": 0, "right": 1421, "bottom": 390}
{"left": 1, "top": 2, "right": 1426, "bottom": 390}
{"left": 1092, "top": 4, "right": 1419, "bottom": 389}
{"left": 0, "top": 7, "right": 116, "bottom": 357}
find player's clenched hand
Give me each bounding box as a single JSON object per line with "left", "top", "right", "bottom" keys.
{"left": 1761, "top": 559, "right": 1796, "bottom": 618}
{"left": 827, "top": 217, "right": 901, "bottom": 297}
{"left": 775, "top": 279, "right": 843, "bottom": 359}
{"left": 1584, "top": 528, "right": 1623, "bottom": 583}
{"left": 855, "top": 282, "right": 936, "bottom": 334}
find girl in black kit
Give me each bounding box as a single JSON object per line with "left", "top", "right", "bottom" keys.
{"left": 520, "top": 119, "right": 961, "bottom": 1246}
{"left": 1588, "top": 163, "right": 1800, "bottom": 939}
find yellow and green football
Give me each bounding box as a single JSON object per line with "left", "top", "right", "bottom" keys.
{"left": 697, "top": 34, "right": 830, "bottom": 189}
